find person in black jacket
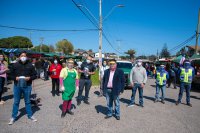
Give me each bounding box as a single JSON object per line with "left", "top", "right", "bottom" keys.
{"left": 103, "top": 59, "right": 125, "bottom": 120}
{"left": 8, "top": 51, "right": 37, "bottom": 125}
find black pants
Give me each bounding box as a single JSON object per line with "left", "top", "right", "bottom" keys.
{"left": 77, "top": 79, "right": 92, "bottom": 101}
{"left": 168, "top": 76, "right": 177, "bottom": 88}
{"left": 44, "top": 68, "right": 49, "bottom": 80}
{"left": 51, "top": 78, "right": 59, "bottom": 95}
{"left": 0, "top": 77, "right": 5, "bottom": 101}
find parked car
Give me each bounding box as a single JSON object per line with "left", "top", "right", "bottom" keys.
{"left": 116, "top": 61, "right": 134, "bottom": 88}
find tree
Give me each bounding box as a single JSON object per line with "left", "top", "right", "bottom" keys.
{"left": 56, "top": 39, "right": 74, "bottom": 54}
{"left": 160, "top": 44, "right": 170, "bottom": 58}
{"left": 49, "top": 45, "right": 55, "bottom": 52}
{"left": 31, "top": 44, "right": 49, "bottom": 52}
{"left": 0, "top": 36, "right": 33, "bottom": 48}
{"left": 148, "top": 55, "right": 157, "bottom": 61}
{"left": 125, "top": 49, "right": 136, "bottom": 59}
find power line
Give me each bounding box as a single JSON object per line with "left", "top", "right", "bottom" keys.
{"left": 71, "top": 0, "right": 123, "bottom": 54}
{"left": 0, "top": 25, "right": 98, "bottom": 32}
{"left": 169, "top": 34, "right": 196, "bottom": 53}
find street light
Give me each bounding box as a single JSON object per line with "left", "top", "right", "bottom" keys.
{"left": 77, "top": 1, "right": 124, "bottom": 68}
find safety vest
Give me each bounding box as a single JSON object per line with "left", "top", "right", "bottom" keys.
{"left": 180, "top": 68, "right": 193, "bottom": 83}
{"left": 156, "top": 72, "right": 167, "bottom": 86}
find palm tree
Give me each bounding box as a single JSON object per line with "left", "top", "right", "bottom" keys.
{"left": 125, "top": 49, "right": 136, "bottom": 59}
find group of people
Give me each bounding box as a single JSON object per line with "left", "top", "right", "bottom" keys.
{"left": 0, "top": 51, "right": 195, "bottom": 125}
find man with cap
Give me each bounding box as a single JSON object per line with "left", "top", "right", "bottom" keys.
{"left": 176, "top": 60, "right": 195, "bottom": 107}
{"left": 103, "top": 59, "right": 125, "bottom": 120}
{"left": 128, "top": 59, "right": 147, "bottom": 107}
{"left": 154, "top": 64, "right": 169, "bottom": 104}
{"left": 99, "top": 60, "right": 109, "bottom": 97}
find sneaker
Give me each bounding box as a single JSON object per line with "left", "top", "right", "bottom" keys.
{"left": 84, "top": 100, "right": 90, "bottom": 105}
{"left": 187, "top": 103, "right": 192, "bottom": 107}
{"left": 0, "top": 100, "right": 5, "bottom": 105}
{"left": 61, "top": 112, "right": 66, "bottom": 118}
{"left": 30, "top": 116, "right": 37, "bottom": 122}
{"left": 8, "top": 118, "right": 15, "bottom": 125}
{"left": 127, "top": 103, "right": 134, "bottom": 107}
{"left": 77, "top": 101, "right": 81, "bottom": 106}
{"left": 116, "top": 116, "right": 120, "bottom": 120}
{"left": 67, "top": 110, "right": 74, "bottom": 115}
{"left": 104, "top": 115, "right": 112, "bottom": 119}
{"left": 154, "top": 99, "right": 159, "bottom": 103}
{"left": 175, "top": 101, "right": 180, "bottom": 105}
{"left": 161, "top": 100, "right": 165, "bottom": 104}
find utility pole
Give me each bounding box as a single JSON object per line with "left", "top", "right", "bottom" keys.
{"left": 99, "top": 0, "right": 103, "bottom": 68}
{"left": 40, "top": 37, "right": 44, "bottom": 52}
{"left": 28, "top": 31, "right": 32, "bottom": 50}
{"left": 117, "top": 39, "right": 122, "bottom": 59}
{"left": 195, "top": 8, "right": 200, "bottom": 54}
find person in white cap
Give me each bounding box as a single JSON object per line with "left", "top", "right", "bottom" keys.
{"left": 128, "top": 59, "right": 147, "bottom": 107}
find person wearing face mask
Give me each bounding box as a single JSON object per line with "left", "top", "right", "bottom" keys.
{"left": 103, "top": 59, "right": 125, "bottom": 120}
{"left": 8, "top": 51, "right": 37, "bottom": 125}
{"left": 49, "top": 58, "right": 62, "bottom": 96}
{"left": 154, "top": 65, "right": 169, "bottom": 104}
{"left": 0, "top": 53, "right": 9, "bottom": 105}
{"left": 176, "top": 60, "right": 195, "bottom": 107}
{"left": 59, "top": 59, "right": 79, "bottom": 118}
{"left": 77, "top": 56, "right": 96, "bottom": 106}
{"left": 128, "top": 59, "right": 147, "bottom": 108}
{"left": 98, "top": 60, "right": 109, "bottom": 97}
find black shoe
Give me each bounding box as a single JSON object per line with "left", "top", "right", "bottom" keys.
{"left": 77, "top": 101, "right": 81, "bottom": 106}
{"left": 67, "top": 110, "right": 74, "bottom": 115}
{"left": 104, "top": 115, "right": 112, "bottom": 119}
{"left": 52, "top": 94, "right": 55, "bottom": 97}
{"left": 187, "top": 103, "right": 192, "bottom": 107}
{"left": 161, "top": 100, "right": 165, "bottom": 104}
{"left": 61, "top": 112, "right": 66, "bottom": 118}
{"left": 84, "top": 100, "right": 90, "bottom": 105}
{"left": 175, "top": 101, "right": 180, "bottom": 105}
{"left": 116, "top": 116, "right": 120, "bottom": 120}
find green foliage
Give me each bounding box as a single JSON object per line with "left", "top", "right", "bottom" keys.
{"left": 31, "top": 44, "right": 50, "bottom": 52}
{"left": 0, "top": 36, "right": 33, "bottom": 48}
{"left": 56, "top": 39, "right": 74, "bottom": 54}
{"left": 125, "top": 49, "right": 136, "bottom": 59}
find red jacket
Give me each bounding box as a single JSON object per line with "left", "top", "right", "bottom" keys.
{"left": 49, "top": 63, "right": 62, "bottom": 79}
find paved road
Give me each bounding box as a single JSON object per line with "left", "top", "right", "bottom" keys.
{"left": 0, "top": 78, "right": 200, "bottom": 133}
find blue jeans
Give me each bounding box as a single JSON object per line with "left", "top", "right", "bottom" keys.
{"left": 178, "top": 82, "right": 191, "bottom": 104}
{"left": 130, "top": 83, "right": 143, "bottom": 105}
{"left": 12, "top": 85, "right": 33, "bottom": 120}
{"left": 106, "top": 89, "right": 120, "bottom": 117}
{"left": 155, "top": 85, "right": 166, "bottom": 100}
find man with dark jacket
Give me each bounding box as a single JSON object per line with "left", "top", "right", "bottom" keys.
{"left": 8, "top": 51, "right": 37, "bottom": 125}
{"left": 103, "top": 59, "right": 125, "bottom": 120}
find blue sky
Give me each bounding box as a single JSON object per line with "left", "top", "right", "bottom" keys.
{"left": 0, "top": 0, "right": 199, "bottom": 56}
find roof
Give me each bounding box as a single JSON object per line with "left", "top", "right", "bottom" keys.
{"left": 186, "top": 45, "right": 200, "bottom": 51}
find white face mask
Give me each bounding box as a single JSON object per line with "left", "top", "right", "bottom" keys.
{"left": 137, "top": 62, "right": 142, "bottom": 66}
{"left": 54, "top": 60, "right": 58, "bottom": 64}
{"left": 86, "top": 60, "right": 91, "bottom": 64}
{"left": 20, "top": 57, "right": 27, "bottom": 62}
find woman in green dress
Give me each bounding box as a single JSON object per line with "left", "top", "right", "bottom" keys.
{"left": 59, "top": 59, "right": 79, "bottom": 118}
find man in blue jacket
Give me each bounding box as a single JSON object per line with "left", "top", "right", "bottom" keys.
{"left": 176, "top": 60, "right": 195, "bottom": 107}
{"left": 103, "top": 59, "right": 125, "bottom": 120}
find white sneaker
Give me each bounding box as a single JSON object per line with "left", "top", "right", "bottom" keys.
{"left": 127, "top": 104, "right": 135, "bottom": 107}
{"left": 8, "top": 118, "right": 15, "bottom": 125}
{"left": 30, "top": 116, "right": 37, "bottom": 122}
{"left": 0, "top": 100, "right": 5, "bottom": 105}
